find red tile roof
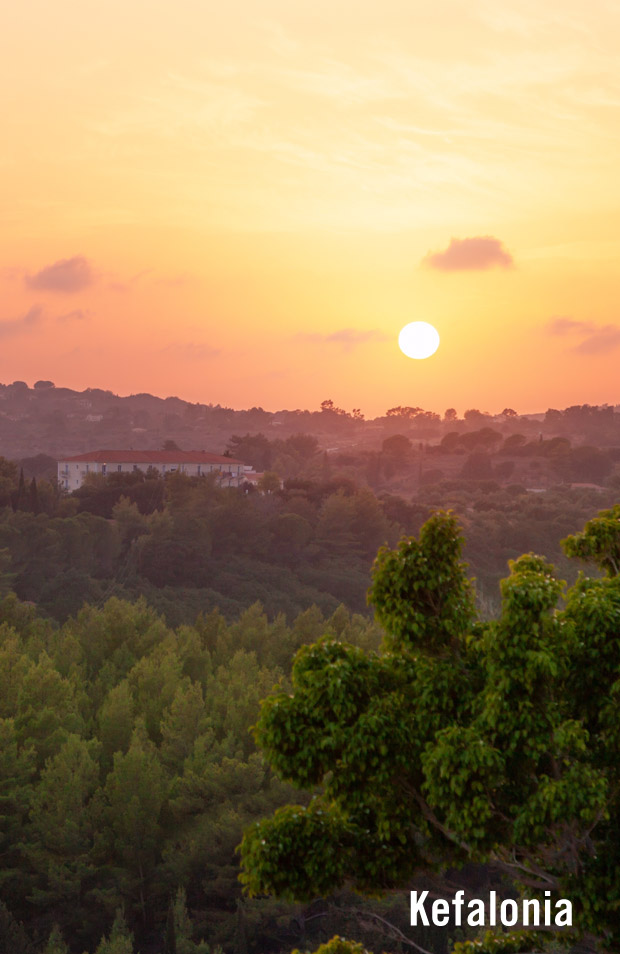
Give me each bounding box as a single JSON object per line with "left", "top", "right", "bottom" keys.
{"left": 59, "top": 449, "right": 245, "bottom": 465}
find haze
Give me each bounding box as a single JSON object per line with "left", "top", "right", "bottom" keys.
{"left": 2, "top": 0, "right": 619, "bottom": 416}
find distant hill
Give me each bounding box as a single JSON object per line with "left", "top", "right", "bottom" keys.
{"left": 1, "top": 379, "right": 619, "bottom": 467}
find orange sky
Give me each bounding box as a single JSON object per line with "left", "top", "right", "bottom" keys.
{"left": 2, "top": 0, "right": 620, "bottom": 418}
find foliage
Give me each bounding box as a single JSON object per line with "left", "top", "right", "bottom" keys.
{"left": 0, "top": 591, "right": 386, "bottom": 954}
{"left": 241, "top": 508, "right": 620, "bottom": 952}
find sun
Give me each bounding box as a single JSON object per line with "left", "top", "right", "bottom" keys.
{"left": 398, "top": 321, "right": 440, "bottom": 359}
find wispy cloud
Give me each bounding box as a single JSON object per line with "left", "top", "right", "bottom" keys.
{"left": 547, "top": 316, "right": 595, "bottom": 335}
{"left": 546, "top": 315, "right": 620, "bottom": 354}
{"left": 423, "top": 236, "right": 514, "bottom": 271}
{"left": 575, "top": 326, "right": 620, "bottom": 354}
{"left": 0, "top": 305, "right": 44, "bottom": 338}
{"left": 25, "top": 256, "right": 94, "bottom": 293}
{"left": 297, "top": 328, "right": 389, "bottom": 353}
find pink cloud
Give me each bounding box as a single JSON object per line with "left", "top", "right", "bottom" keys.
{"left": 423, "top": 236, "right": 514, "bottom": 271}
{"left": 0, "top": 305, "right": 43, "bottom": 337}
{"left": 25, "top": 256, "right": 94, "bottom": 293}
{"left": 546, "top": 315, "right": 620, "bottom": 354}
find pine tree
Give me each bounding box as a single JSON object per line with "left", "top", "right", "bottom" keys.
{"left": 13, "top": 468, "right": 27, "bottom": 512}
{"left": 164, "top": 900, "right": 177, "bottom": 954}
{"left": 95, "top": 909, "right": 134, "bottom": 954}
{"left": 28, "top": 477, "right": 40, "bottom": 515}
{"left": 43, "top": 925, "right": 69, "bottom": 954}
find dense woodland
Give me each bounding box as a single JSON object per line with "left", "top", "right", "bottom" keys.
{"left": 2, "top": 388, "right": 620, "bottom": 952}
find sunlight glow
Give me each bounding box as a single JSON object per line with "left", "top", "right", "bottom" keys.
{"left": 398, "top": 322, "right": 440, "bottom": 360}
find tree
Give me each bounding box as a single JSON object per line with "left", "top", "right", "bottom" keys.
{"left": 0, "top": 900, "right": 34, "bottom": 954}
{"left": 444, "top": 408, "right": 458, "bottom": 422}
{"left": 42, "top": 925, "right": 69, "bottom": 954}
{"left": 102, "top": 727, "right": 168, "bottom": 924}
{"left": 28, "top": 477, "right": 40, "bottom": 515}
{"left": 258, "top": 472, "right": 281, "bottom": 494}
{"left": 0, "top": 457, "right": 18, "bottom": 507}
{"left": 95, "top": 909, "right": 134, "bottom": 954}
{"left": 460, "top": 450, "right": 493, "bottom": 479}
{"left": 240, "top": 509, "right": 620, "bottom": 953}
{"left": 561, "top": 503, "right": 620, "bottom": 576}
{"left": 26, "top": 734, "right": 99, "bottom": 914}
{"left": 463, "top": 408, "right": 488, "bottom": 423}
{"left": 381, "top": 434, "right": 412, "bottom": 459}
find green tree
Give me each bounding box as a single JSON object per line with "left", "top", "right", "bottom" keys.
{"left": 240, "top": 510, "right": 620, "bottom": 953}
{"left": 257, "top": 471, "right": 281, "bottom": 494}
{"left": 0, "top": 900, "right": 34, "bottom": 954}
{"left": 26, "top": 735, "right": 99, "bottom": 915}
{"left": 94, "top": 909, "right": 134, "bottom": 954}
{"left": 102, "top": 727, "right": 168, "bottom": 924}
{"left": 0, "top": 457, "right": 18, "bottom": 507}
{"left": 0, "top": 718, "right": 35, "bottom": 904}
{"left": 42, "top": 925, "right": 69, "bottom": 954}
{"left": 561, "top": 502, "right": 620, "bottom": 576}
{"left": 98, "top": 681, "right": 135, "bottom": 771}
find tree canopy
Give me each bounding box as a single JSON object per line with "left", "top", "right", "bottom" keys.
{"left": 240, "top": 509, "right": 620, "bottom": 953}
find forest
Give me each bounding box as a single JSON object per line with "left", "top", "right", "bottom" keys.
{"left": 2, "top": 397, "right": 620, "bottom": 953}
{"left": 2, "top": 500, "right": 620, "bottom": 953}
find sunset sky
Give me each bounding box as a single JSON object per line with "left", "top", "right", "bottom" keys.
{"left": 2, "top": 0, "right": 620, "bottom": 417}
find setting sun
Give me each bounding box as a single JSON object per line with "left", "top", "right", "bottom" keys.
{"left": 398, "top": 321, "right": 440, "bottom": 360}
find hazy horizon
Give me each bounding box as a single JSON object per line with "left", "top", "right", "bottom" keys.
{"left": 2, "top": 0, "right": 619, "bottom": 417}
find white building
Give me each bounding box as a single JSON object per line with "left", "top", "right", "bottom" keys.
{"left": 58, "top": 449, "right": 246, "bottom": 491}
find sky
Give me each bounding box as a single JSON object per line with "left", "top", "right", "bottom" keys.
{"left": 2, "top": 0, "right": 620, "bottom": 418}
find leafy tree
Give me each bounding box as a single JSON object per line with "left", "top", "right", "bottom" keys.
{"left": 258, "top": 472, "right": 281, "bottom": 494}
{"left": 561, "top": 503, "right": 620, "bottom": 576}
{"left": 240, "top": 510, "right": 620, "bottom": 953}
{"left": 381, "top": 434, "right": 412, "bottom": 458}
{"left": 460, "top": 450, "right": 493, "bottom": 480}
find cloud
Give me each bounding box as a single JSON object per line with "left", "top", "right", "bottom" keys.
{"left": 574, "top": 325, "right": 620, "bottom": 354}
{"left": 25, "top": 256, "right": 94, "bottom": 293}
{"left": 423, "top": 236, "right": 514, "bottom": 271}
{"left": 546, "top": 315, "right": 620, "bottom": 354}
{"left": 547, "top": 316, "right": 595, "bottom": 335}
{"left": 297, "top": 328, "right": 389, "bottom": 353}
{"left": 57, "top": 309, "right": 91, "bottom": 322}
{"left": 0, "top": 305, "right": 44, "bottom": 338}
